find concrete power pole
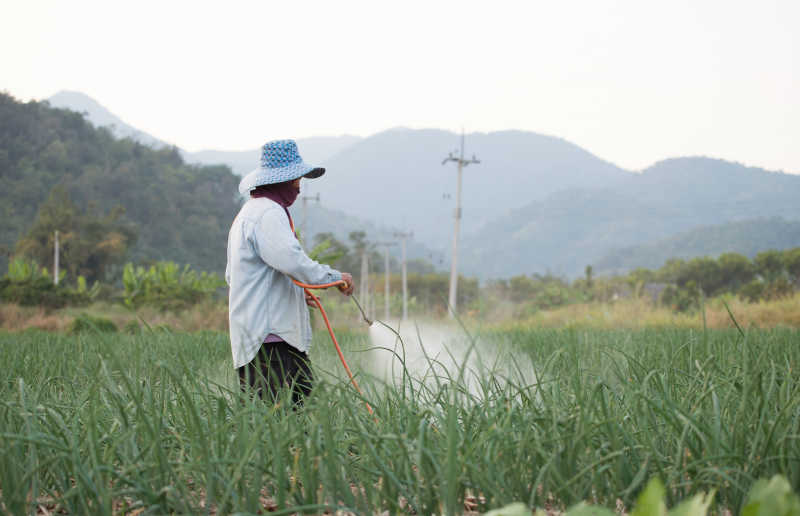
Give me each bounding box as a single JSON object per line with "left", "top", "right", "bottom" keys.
{"left": 53, "top": 230, "right": 60, "bottom": 286}
{"left": 441, "top": 131, "right": 480, "bottom": 318}
{"left": 394, "top": 231, "right": 413, "bottom": 320}
{"left": 301, "top": 193, "right": 320, "bottom": 243}
{"left": 375, "top": 242, "right": 397, "bottom": 321}
{"left": 360, "top": 250, "right": 369, "bottom": 319}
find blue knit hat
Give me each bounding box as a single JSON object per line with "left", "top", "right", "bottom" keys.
{"left": 238, "top": 139, "right": 325, "bottom": 195}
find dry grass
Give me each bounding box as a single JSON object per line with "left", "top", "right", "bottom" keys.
{"left": 0, "top": 292, "right": 797, "bottom": 334}
{"left": 0, "top": 301, "right": 229, "bottom": 334}
{"left": 0, "top": 304, "right": 69, "bottom": 332}
{"left": 491, "top": 292, "right": 800, "bottom": 331}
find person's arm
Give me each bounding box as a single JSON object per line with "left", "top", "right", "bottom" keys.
{"left": 253, "top": 206, "right": 343, "bottom": 286}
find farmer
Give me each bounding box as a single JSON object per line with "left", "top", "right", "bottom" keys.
{"left": 226, "top": 139, "right": 354, "bottom": 406}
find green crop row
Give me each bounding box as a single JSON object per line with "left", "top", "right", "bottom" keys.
{"left": 0, "top": 327, "right": 797, "bottom": 514}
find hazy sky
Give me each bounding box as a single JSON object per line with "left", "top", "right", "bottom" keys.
{"left": 2, "top": 0, "right": 797, "bottom": 172}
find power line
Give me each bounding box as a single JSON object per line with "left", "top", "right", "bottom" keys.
{"left": 441, "top": 131, "right": 480, "bottom": 318}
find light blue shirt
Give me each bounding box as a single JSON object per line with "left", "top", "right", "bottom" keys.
{"left": 225, "top": 197, "right": 342, "bottom": 369}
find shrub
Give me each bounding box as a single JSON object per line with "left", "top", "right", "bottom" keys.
{"left": 69, "top": 313, "right": 117, "bottom": 334}
{"left": 0, "top": 258, "right": 90, "bottom": 309}
{"left": 122, "top": 261, "right": 225, "bottom": 311}
{"left": 123, "top": 320, "right": 141, "bottom": 335}
{"left": 660, "top": 284, "right": 698, "bottom": 312}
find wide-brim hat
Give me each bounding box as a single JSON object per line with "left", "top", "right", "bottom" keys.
{"left": 238, "top": 139, "right": 325, "bottom": 195}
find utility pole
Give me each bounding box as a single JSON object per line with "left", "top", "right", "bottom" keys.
{"left": 375, "top": 242, "right": 397, "bottom": 321}
{"left": 53, "top": 230, "right": 60, "bottom": 286}
{"left": 394, "top": 231, "right": 413, "bottom": 320}
{"left": 300, "top": 192, "right": 320, "bottom": 243}
{"left": 360, "top": 250, "right": 369, "bottom": 319}
{"left": 441, "top": 131, "right": 480, "bottom": 318}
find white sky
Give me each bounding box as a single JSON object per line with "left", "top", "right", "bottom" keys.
{"left": 1, "top": 0, "right": 797, "bottom": 172}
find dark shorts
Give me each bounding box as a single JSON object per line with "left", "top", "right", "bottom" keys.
{"left": 237, "top": 340, "right": 313, "bottom": 406}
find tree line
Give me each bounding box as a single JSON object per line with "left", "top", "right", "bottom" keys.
{"left": 483, "top": 248, "right": 800, "bottom": 316}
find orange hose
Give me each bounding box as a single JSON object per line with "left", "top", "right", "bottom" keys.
{"left": 288, "top": 217, "right": 373, "bottom": 416}
{"left": 293, "top": 277, "right": 374, "bottom": 416}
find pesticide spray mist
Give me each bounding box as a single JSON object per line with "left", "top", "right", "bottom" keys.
{"left": 363, "top": 319, "right": 538, "bottom": 399}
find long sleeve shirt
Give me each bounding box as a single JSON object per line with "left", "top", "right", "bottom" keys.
{"left": 226, "top": 197, "right": 342, "bottom": 369}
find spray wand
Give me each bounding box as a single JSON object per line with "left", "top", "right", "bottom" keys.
{"left": 349, "top": 293, "right": 373, "bottom": 326}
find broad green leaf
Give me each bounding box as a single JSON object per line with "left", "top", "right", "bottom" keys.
{"left": 484, "top": 502, "right": 530, "bottom": 516}
{"left": 566, "top": 501, "right": 617, "bottom": 515}
{"left": 668, "top": 491, "right": 714, "bottom": 516}
{"left": 631, "top": 477, "right": 667, "bottom": 516}
{"left": 742, "top": 475, "right": 800, "bottom": 516}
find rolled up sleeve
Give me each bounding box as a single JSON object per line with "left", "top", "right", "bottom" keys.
{"left": 253, "top": 208, "right": 342, "bottom": 285}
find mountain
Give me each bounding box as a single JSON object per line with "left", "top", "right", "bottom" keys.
{"left": 308, "top": 128, "right": 632, "bottom": 252}
{"left": 47, "top": 90, "right": 361, "bottom": 175}
{"left": 47, "top": 90, "right": 171, "bottom": 149}
{"left": 183, "top": 135, "right": 361, "bottom": 175}
{"left": 594, "top": 217, "right": 800, "bottom": 274}
{"left": 39, "top": 93, "right": 641, "bottom": 263}
{"left": 2, "top": 93, "right": 426, "bottom": 275}
{"left": 1, "top": 92, "right": 238, "bottom": 275}
{"left": 41, "top": 91, "right": 800, "bottom": 281}
{"left": 460, "top": 158, "right": 800, "bottom": 279}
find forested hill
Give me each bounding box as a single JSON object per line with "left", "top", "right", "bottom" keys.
{"left": 595, "top": 217, "right": 800, "bottom": 274}
{"left": 312, "top": 128, "right": 631, "bottom": 248}
{"left": 0, "top": 93, "right": 239, "bottom": 275}
{"left": 460, "top": 158, "right": 800, "bottom": 279}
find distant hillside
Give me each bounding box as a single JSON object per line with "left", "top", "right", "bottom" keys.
{"left": 2, "top": 93, "right": 423, "bottom": 275}
{"left": 40, "top": 92, "right": 800, "bottom": 281}
{"left": 48, "top": 90, "right": 361, "bottom": 175}
{"left": 1, "top": 92, "right": 239, "bottom": 275}
{"left": 47, "top": 90, "right": 171, "bottom": 149}
{"left": 595, "top": 217, "right": 800, "bottom": 274}
{"left": 311, "top": 128, "right": 632, "bottom": 251}
{"left": 460, "top": 158, "right": 800, "bottom": 279}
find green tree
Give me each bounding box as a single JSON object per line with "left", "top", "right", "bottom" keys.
{"left": 784, "top": 248, "right": 800, "bottom": 285}
{"left": 717, "top": 252, "right": 755, "bottom": 291}
{"left": 754, "top": 249, "right": 785, "bottom": 282}
{"left": 14, "top": 186, "right": 136, "bottom": 283}
{"left": 509, "top": 275, "right": 536, "bottom": 303}
{"left": 677, "top": 257, "right": 724, "bottom": 296}
{"left": 312, "top": 232, "right": 351, "bottom": 268}
{"left": 656, "top": 258, "right": 687, "bottom": 283}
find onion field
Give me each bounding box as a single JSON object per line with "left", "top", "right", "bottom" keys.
{"left": 0, "top": 325, "right": 798, "bottom": 514}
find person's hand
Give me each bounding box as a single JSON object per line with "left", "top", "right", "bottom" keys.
{"left": 304, "top": 290, "right": 317, "bottom": 308}
{"left": 338, "top": 272, "right": 354, "bottom": 296}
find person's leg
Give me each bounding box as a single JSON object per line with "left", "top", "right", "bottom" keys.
{"left": 238, "top": 343, "right": 284, "bottom": 403}
{"left": 238, "top": 356, "right": 259, "bottom": 396}
{"left": 239, "top": 341, "right": 313, "bottom": 406}
{"left": 267, "top": 341, "right": 313, "bottom": 407}
{"left": 285, "top": 346, "right": 314, "bottom": 406}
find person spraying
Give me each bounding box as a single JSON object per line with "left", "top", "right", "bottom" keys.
{"left": 226, "top": 139, "right": 354, "bottom": 406}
